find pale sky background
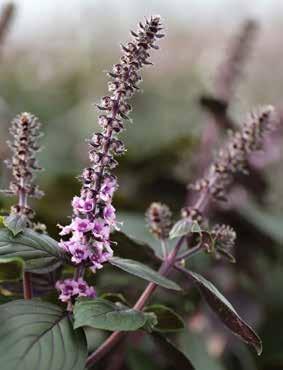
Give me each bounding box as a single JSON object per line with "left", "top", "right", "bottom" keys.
{"left": 2, "top": 0, "right": 283, "bottom": 44}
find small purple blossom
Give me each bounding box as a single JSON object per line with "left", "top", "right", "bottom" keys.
{"left": 103, "top": 204, "right": 117, "bottom": 226}
{"left": 68, "top": 241, "right": 90, "bottom": 264}
{"left": 71, "top": 217, "right": 94, "bottom": 233}
{"left": 58, "top": 224, "right": 72, "bottom": 236}
{"left": 56, "top": 278, "right": 96, "bottom": 304}
{"left": 99, "top": 177, "right": 117, "bottom": 203}
{"left": 55, "top": 279, "right": 79, "bottom": 303}
{"left": 72, "top": 196, "right": 95, "bottom": 214}
{"left": 77, "top": 278, "right": 96, "bottom": 298}
{"left": 92, "top": 220, "right": 110, "bottom": 240}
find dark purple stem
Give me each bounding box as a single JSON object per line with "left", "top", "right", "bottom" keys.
{"left": 19, "top": 178, "right": 33, "bottom": 300}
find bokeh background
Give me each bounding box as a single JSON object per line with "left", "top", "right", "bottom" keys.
{"left": 0, "top": 1, "right": 283, "bottom": 369}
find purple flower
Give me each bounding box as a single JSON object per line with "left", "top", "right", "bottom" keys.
{"left": 71, "top": 217, "right": 94, "bottom": 233}
{"left": 56, "top": 278, "right": 96, "bottom": 304}
{"left": 89, "top": 242, "right": 113, "bottom": 273}
{"left": 55, "top": 279, "right": 79, "bottom": 303}
{"left": 58, "top": 223, "right": 72, "bottom": 236}
{"left": 68, "top": 241, "right": 90, "bottom": 264}
{"left": 72, "top": 196, "right": 95, "bottom": 214}
{"left": 92, "top": 220, "right": 110, "bottom": 240}
{"left": 103, "top": 204, "right": 117, "bottom": 226}
{"left": 99, "top": 177, "right": 117, "bottom": 202}
{"left": 77, "top": 278, "right": 96, "bottom": 298}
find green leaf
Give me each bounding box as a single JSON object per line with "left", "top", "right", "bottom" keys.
{"left": 100, "top": 292, "right": 129, "bottom": 305}
{"left": 0, "top": 257, "right": 24, "bottom": 282}
{"left": 127, "top": 348, "right": 160, "bottom": 370}
{"left": 0, "top": 228, "right": 65, "bottom": 274}
{"left": 0, "top": 216, "right": 5, "bottom": 228}
{"left": 0, "top": 300, "right": 87, "bottom": 370}
{"left": 112, "top": 231, "right": 159, "bottom": 266}
{"left": 179, "top": 331, "right": 225, "bottom": 370}
{"left": 74, "top": 297, "right": 148, "bottom": 331}
{"left": 190, "top": 221, "right": 202, "bottom": 233}
{"left": 151, "top": 333, "right": 195, "bottom": 369}
{"left": 170, "top": 218, "right": 193, "bottom": 239}
{"left": 4, "top": 214, "right": 28, "bottom": 236}
{"left": 180, "top": 268, "right": 262, "bottom": 355}
{"left": 109, "top": 257, "right": 181, "bottom": 291}
{"left": 169, "top": 219, "right": 201, "bottom": 240}
{"left": 144, "top": 304, "right": 184, "bottom": 332}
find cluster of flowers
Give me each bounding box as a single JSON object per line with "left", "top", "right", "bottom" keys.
{"left": 211, "top": 224, "right": 236, "bottom": 250}
{"left": 191, "top": 106, "right": 277, "bottom": 201}
{"left": 146, "top": 202, "right": 172, "bottom": 240}
{"left": 2, "top": 112, "right": 43, "bottom": 219}
{"left": 56, "top": 278, "right": 96, "bottom": 303}
{"left": 57, "top": 16, "right": 163, "bottom": 302}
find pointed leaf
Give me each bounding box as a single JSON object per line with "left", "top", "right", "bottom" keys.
{"left": 0, "top": 300, "right": 87, "bottom": 370}
{"left": 144, "top": 304, "right": 184, "bottom": 332}
{"left": 0, "top": 256, "right": 24, "bottom": 282}
{"left": 151, "top": 333, "right": 195, "bottom": 369}
{"left": 109, "top": 257, "right": 181, "bottom": 291}
{"left": 0, "top": 228, "right": 65, "bottom": 273}
{"left": 112, "top": 231, "right": 159, "bottom": 265}
{"left": 170, "top": 219, "right": 193, "bottom": 239}
{"left": 179, "top": 268, "right": 262, "bottom": 355}
{"left": 4, "top": 214, "right": 28, "bottom": 236}
{"left": 74, "top": 298, "right": 148, "bottom": 331}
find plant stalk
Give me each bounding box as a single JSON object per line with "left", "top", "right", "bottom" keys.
{"left": 85, "top": 236, "right": 184, "bottom": 368}
{"left": 23, "top": 271, "right": 32, "bottom": 300}
{"left": 19, "top": 178, "right": 33, "bottom": 300}
{"left": 86, "top": 175, "right": 218, "bottom": 368}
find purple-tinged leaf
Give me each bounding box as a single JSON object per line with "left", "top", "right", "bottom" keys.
{"left": 178, "top": 267, "right": 262, "bottom": 355}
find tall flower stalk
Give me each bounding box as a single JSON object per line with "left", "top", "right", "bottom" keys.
{"left": 2, "top": 112, "right": 43, "bottom": 299}
{"left": 86, "top": 106, "right": 277, "bottom": 367}
{"left": 56, "top": 15, "right": 164, "bottom": 305}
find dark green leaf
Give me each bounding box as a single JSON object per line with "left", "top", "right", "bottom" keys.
{"left": 0, "top": 256, "right": 24, "bottom": 282}
{"left": 144, "top": 304, "right": 184, "bottom": 332}
{"left": 109, "top": 257, "right": 181, "bottom": 291}
{"left": 0, "top": 228, "right": 65, "bottom": 273}
{"left": 74, "top": 298, "right": 148, "bottom": 331}
{"left": 4, "top": 214, "right": 28, "bottom": 236}
{"left": 112, "top": 231, "right": 159, "bottom": 265}
{"left": 127, "top": 348, "right": 160, "bottom": 370}
{"left": 151, "top": 333, "right": 195, "bottom": 369}
{"left": 179, "top": 268, "right": 262, "bottom": 355}
{"left": 0, "top": 300, "right": 87, "bottom": 370}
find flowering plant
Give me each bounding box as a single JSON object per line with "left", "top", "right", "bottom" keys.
{"left": 0, "top": 15, "right": 278, "bottom": 370}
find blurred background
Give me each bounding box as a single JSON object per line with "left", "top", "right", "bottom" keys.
{"left": 0, "top": 1, "right": 283, "bottom": 369}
